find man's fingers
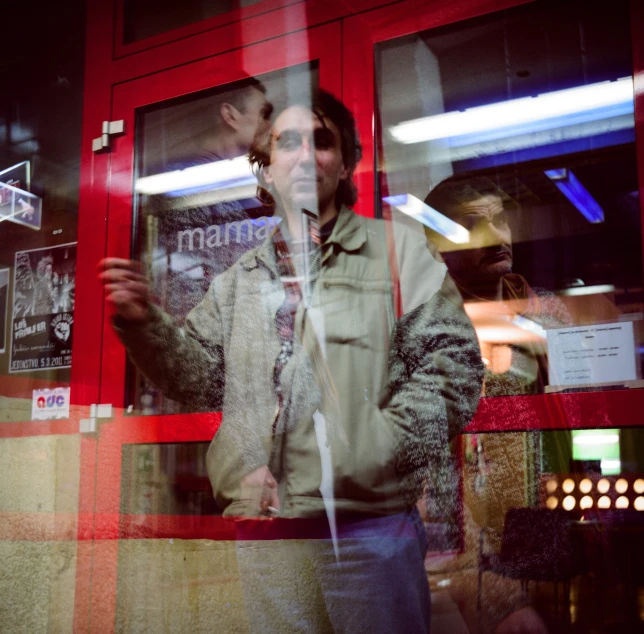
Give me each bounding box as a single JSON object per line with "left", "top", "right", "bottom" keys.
{"left": 106, "top": 290, "right": 146, "bottom": 306}
{"left": 97, "top": 257, "right": 141, "bottom": 271}
{"left": 104, "top": 281, "right": 149, "bottom": 297}
{"left": 99, "top": 268, "right": 148, "bottom": 285}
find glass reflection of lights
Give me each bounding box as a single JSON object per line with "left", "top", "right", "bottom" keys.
{"left": 634, "top": 479, "right": 644, "bottom": 495}
{"left": 634, "top": 497, "right": 644, "bottom": 511}
{"left": 389, "top": 77, "right": 634, "bottom": 145}
{"left": 600, "top": 459, "right": 621, "bottom": 474}
{"left": 544, "top": 168, "right": 605, "bottom": 224}
{"left": 546, "top": 496, "right": 559, "bottom": 510}
{"left": 561, "top": 284, "right": 616, "bottom": 297}
{"left": 580, "top": 496, "right": 593, "bottom": 510}
{"left": 616, "top": 496, "right": 629, "bottom": 509}
{"left": 546, "top": 480, "right": 558, "bottom": 494}
{"left": 597, "top": 479, "right": 611, "bottom": 494}
{"left": 598, "top": 496, "right": 612, "bottom": 509}
{"left": 573, "top": 434, "right": 619, "bottom": 446}
{"left": 562, "top": 478, "right": 575, "bottom": 494}
{"left": 383, "top": 195, "right": 470, "bottom": 244}
{"left": 579, "top": 479, "right": 593, "bottom": 494}
{"left": 134, "top": 156, "right": 257, "bottom": 196}
{"left": 615, "top": 479, "right": 628, "bottom": 494}
{"left": 563, "top": 496, "right": 576, "bottom": 511}
{"left": 511, "top": 315, "right": 547, "bottom": 339}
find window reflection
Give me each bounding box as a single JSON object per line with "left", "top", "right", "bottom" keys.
{"left": 129, "top": 64, "right": 317, "bottom": 416}
{"left": 376, "top": 0, "right": 642, "bottom": 397}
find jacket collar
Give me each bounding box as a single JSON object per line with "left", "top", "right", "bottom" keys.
{"left": 325, "top": 205, "right": 367, "bottom": 253}
{"left": 244, "top": 206, "right": 367, "bottom": 275}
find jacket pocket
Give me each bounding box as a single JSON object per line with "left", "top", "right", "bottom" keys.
{"left": 321, "top": 279, "right": 394, "bottom": 349}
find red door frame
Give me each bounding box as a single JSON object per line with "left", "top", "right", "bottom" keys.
{"left": 100, "top": 20, "right": 343, "bottom": 407}
{"left": 75, "top": 21, "right": 343, "bottom": 633}
{"left": 107, "top": 0, "right": 397, "bottom": 86}
{"left": 113, "top": 0, "right": 302, "bottom": 58}
{"left": 1, "top": 0, "right": 642, "bottom": 632}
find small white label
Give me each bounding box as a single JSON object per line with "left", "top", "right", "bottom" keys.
{"left": 31, "top": 387, "right": 71, "bottom": 420}
{"left": 547, "top": 321, "right": 637, "bottom": 387}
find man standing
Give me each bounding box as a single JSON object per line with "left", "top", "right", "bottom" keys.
{"left": 100, "top": 91, "right": 482, "bottom": 633}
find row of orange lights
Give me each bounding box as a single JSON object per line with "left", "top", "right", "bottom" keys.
{"left": 546, "top": 477, "right": 644, "bottom": 495}
{"left": 546, "top": 494, "right": 644, "bottom": 510}
{"left": 544, "top": 477, "right": 644, "bottom": 511}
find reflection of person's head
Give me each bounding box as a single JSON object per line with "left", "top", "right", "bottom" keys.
{"left": 214, "top": 77, "right": 273, "bottom": 157}
{"left": 425, "top": 176, "right": 514, "bottom": 293}
{"left": 250, "top": 90, "right": 362, "bottom": 223}
{"left": 175, "top": 76, "right": 272, "bottom": 163}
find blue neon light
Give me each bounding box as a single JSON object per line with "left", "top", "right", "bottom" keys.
{"left": 545, "top": 168, "right": 605, "bottom": 223}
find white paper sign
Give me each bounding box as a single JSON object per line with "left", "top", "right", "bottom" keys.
{"left": 547, "top": 321, "right": 637, "bottom": 387}
{"left": 31, "top": 387, "right": 71, "bottom": 420}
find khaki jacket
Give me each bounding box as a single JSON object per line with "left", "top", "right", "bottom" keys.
{"left": 116, "top": 207, "right": 483, "bottom": 518}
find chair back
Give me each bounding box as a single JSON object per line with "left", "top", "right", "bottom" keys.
{"left": 499, "top": 508, "right": 577, "bottom": 581}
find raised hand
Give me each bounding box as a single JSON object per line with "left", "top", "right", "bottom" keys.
{"left": 97, "top": 258, "right": 151, "bottom": 323}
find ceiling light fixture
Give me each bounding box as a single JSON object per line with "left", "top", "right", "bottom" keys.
{"left": 545, "top": 168, "right": 605, "bottom": 223}
{"left": 389, "top": 77, "right": 634, "bottom": 145}
{"left": 383, "top": 194, "right": 469, "bottom": 244}
{"left": 135, "top": 156, "right": 257, "bottom": 196}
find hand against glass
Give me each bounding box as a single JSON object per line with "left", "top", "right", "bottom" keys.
{"left": 97, "top": 258, "right": 151, "bottom": 323}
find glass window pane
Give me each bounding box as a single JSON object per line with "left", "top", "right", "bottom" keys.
{"left": 376, "top": 0, "right": 643, "bottom": 397}
{"left": 121, "top": 442, "right": 219, "bottom": 515}
{"left": 128, "top": 63, "right": 318, "bottom": 416}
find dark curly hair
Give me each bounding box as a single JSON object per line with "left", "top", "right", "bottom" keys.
{"left": 249, "top": 89, "right": 363, "bottom": 210}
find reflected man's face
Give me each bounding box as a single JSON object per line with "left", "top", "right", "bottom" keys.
{"left": 264, "top": 105, "right": 348, "bottom": 215}
{"left": 442, "top": 194, "right": 513, "bottom": 284}
{"left": 237, "top": 88, "right": 273, "bottom": 152}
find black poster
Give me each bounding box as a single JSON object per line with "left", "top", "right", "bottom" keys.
{"left": 0, "top": 268, "right": 8, "bottom": 354}
{"left": 10, "top": 243, "right": 76, "bottom": 373}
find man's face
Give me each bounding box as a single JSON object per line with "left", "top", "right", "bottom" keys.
{"left": 236, "top": 88, "right": 272, "bottom": 152}
{"left": 263, "top": 105, "right": 348, "bottom": 215}
{"left": 441, "top": 194, "right": 513, "bottom": 284}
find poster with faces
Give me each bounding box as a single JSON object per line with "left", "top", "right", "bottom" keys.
{"left": 10, "top": 243, "right": 76, "bottom": 373}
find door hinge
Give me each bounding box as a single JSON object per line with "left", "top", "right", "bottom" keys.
{"left": 79, "top": 403, "right": 114, "bottom": 433}
{"left": 92, "top": 120, "right": 125, "bottom": 153}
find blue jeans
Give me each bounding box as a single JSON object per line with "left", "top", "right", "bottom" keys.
{"left": 236, "top": 508, "right": 431, "bottom": 634}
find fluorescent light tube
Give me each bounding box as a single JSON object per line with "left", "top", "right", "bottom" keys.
{"left": 573, "top": 434, "right": 619, "bottom": 446}
{"left": 390, "top": 77, "right": 634, "bottom": 145}
{"left": 383, "top": 194, "right": 469, "bottom": 244}
{"left": 135, "top": 156, "right": 257, "bottom": 195}
{"left": 511, "top": 315, "right": 546, "bottom": 339}
{"left": 442, "top": 114, "right": 633, "bottom": 163}
{"left": 545, "top": 168, "right": 605, "bottom": 223}
{"left": 560, "top": 284, "right": 615, "bottom": 296}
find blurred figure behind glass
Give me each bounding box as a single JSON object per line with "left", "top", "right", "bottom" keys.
{"left": 100, "top": 91, "right": 483, "bottom": 634}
